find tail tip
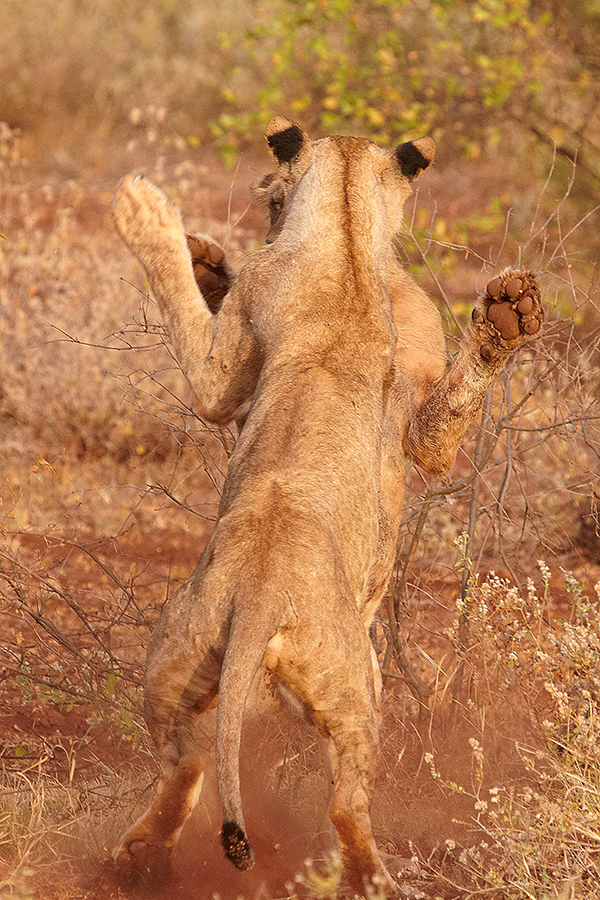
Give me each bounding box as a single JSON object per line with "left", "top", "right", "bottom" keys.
{"left": 221, "top": 821, "right": 254, "bottom": 871}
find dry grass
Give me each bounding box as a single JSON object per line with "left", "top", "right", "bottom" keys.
{"left": 0, "top": 759, "right": 154, "bottom": 894}
{"left": 0, "top": 0, "right": 252, "bottom": 172}
{"left": 415, "top": 566, "right": 600, "bottom": 898}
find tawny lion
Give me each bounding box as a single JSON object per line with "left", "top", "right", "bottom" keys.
{"left": 111, "top": 117, "right": 542, "bottom": 896}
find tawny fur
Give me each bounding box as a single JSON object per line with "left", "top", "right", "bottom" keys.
{"left": 111, "top": 116, "right": 542, "bottom": 896}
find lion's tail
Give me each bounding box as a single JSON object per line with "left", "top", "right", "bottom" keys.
{"left": 216, "top": 607, "right": 279, "bottom": 871}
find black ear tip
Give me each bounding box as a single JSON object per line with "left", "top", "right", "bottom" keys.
{"left": 265, "top": 118, "right": 305, "bottom": 164}
{"left": 396, "top": 137, "right": 435, "bottom": 181}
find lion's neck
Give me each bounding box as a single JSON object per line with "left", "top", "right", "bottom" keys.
{"left": 279, "top": 160, "right": 396, "bottom": 295}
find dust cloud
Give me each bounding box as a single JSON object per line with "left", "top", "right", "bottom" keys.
{"left": 165, "top": 707, "right": 335, "bottom": 900}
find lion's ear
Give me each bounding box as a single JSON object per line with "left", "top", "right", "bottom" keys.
{"left": 395, "top": 137, "right": 435, "bottom": 181}
{"left": 265, "top": 117, "right": 309, "bottom": 165}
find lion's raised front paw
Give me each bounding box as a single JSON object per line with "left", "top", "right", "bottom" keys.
{"left": 474, "top": 270, "right": 543, "bottom": 362}
{"left": 113, "top": 175, "right": 185, "bottom": 264}
{"left": 113, "top": 838, "right": 172, "bottom": 888}
{"left": 186, "top": 233, "right": 235, "bottom": 314}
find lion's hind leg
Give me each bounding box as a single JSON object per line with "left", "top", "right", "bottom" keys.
{"left": 277, "top": 614, "right": 396, "bottom": 898}
{"left": 113, "top": 584, "right": 227, "bottom": 885}
{"left": 113, "top": 677, "right": 220, "bottom": 886}
{"left": 112, "top": 738, "right": 202, "bottom": 887}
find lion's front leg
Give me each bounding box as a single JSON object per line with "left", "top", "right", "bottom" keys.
{"left": 113, "top": 176, "right": 260, "bottom": 423}
{"left": 405, "top": 269, "right": 543, "bottom": 476}
{"left": 113, "top": 175, "right": 193, "bottom": 280}
{"left": 113, "top": 176, "right": 214, "bottom": 374}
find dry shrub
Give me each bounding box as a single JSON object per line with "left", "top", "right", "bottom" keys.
{"left": 0, "top": 121, "right": 258, "bottom": 536}
{"left": 373, "top": 156, "right": 600, "bottom": 896}
{"left": 412, "top": 564, "right": 600, "bottom": 899}
{"left": 0, "top": 758, "right": 156, "bottom": 898}
{"left": 0, "top": 124, "right": 259, "bottom": 897}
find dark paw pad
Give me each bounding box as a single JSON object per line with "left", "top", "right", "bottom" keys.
{"left": 186, "top": 233, "right": 233, "bottom": 314}
{"left": 483, "top": 271, "right": 543, "bottom": 342}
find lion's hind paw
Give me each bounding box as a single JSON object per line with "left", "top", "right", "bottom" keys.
{"left": 113, "top": 839, "right": 172, "bottom": 888}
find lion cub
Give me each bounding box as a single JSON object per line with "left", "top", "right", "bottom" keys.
{"left": 112, "top": 117, "right": 542, "bottom": 896}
